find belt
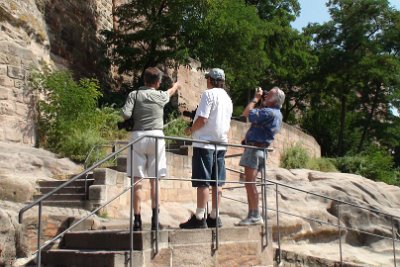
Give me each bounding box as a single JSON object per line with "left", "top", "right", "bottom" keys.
{"left": 247, "top": 142, "right": 269, "bottom": 148}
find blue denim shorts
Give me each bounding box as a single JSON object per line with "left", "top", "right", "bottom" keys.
{"left": 239, "top": 147, "right": 268, "bottom": 171}
{"left": 192, "top": 147, "right": 226, "bottom": 187}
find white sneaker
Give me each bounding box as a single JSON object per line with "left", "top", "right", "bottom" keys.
{"left": 237, "top": 215, "right": 264, "bottom": 226}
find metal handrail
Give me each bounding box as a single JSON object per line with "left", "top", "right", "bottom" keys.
{"left": 221, "top": 165, "right": 400, "bottom": 265}
{"left": 20, "top": 135, "right": 256, "bottom": 222}
{"left": 18, "top": 135, "right": 400, "bottom": 267}
{"left": 18, "top": 135, "right": 270, "bottom": 267}
{"left": 83, "top": 140, "right": 129, "bottom": 169}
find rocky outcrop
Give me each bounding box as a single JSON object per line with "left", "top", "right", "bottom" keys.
{"left": 0, "top": 0, "right": 50, "bottom": 145}
{"left": 0, "top": 201, "right": 27, "bottom": 267}
{"left": 0, "top": 0, "right": 116, "bottom": 145}
{"left": 0, "top": 141, "right": 82, "bottom": 203}
{"left": 0, "top": 141, "right": 83, "bottom": 265}
{"left": 2, "top": 157, "right": 400, "bottom": 266}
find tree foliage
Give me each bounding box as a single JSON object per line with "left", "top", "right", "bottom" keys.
{"left": 302, "top": 0, "right": 400, "bottom": 157}
{"left": 102, "top": 0, "right": 400, "bottom": 177}
{"left": 104, "top": 0, "right": 304, "bottom": 108}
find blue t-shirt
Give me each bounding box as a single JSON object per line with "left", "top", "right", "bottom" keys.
{"left": 244, "top": 107, "right": 283, "bottom": 145}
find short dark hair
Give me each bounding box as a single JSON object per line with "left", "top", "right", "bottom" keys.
{"left": 209, "top": 78, "right": 225, "bottom": 88}
{"left": 143, "top": 67, "right": 163, "bottom": 85}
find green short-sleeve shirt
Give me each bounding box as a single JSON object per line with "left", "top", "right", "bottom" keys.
{"left": 121, "top": 86, "right": 170, "bottom": 130}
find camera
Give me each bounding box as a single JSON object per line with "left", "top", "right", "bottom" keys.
{"left": 117, "top": 117, "right": 135, "bottom": 131}
{"left": 182, "top": 108, "right": 197, "bottom": 126}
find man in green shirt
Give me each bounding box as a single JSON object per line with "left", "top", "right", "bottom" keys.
{"left": 122, "top": 67, "right": 181, "bottom": 231}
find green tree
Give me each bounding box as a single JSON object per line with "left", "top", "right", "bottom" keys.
{"left": 104, "top": 0, "right": 203, "bottom": 87}
{"left": 262, "top": 27, "right": 317, "bottom": 123}
{"left": 104, "top": 0, "right": 274, "bottom": 106}
{"left": 185, "top": 0, "right": 269, "bottom": 105}
{"left": 304, "top": 0, "right": 400, "bottom": 156}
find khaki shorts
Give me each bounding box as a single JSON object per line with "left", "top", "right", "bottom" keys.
{"left": 126, "top": 130, "right": 167, "bottom": 178}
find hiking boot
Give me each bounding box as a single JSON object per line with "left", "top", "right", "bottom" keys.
{"left": 206, "top": 214, "right": 222, "bottom": 228}
{"left": 151, "top": 216, "right": 164, "bottom": 231}
{"left": 133, "top": 217, "right": 142, "bottom": 231}
{"left": 179, "top": 214, "right": 207, "bottom": 229}
{"left": 236, "top": 215, "right": 264, "bottom": 226}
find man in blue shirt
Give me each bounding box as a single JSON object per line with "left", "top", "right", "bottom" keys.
{"left": 237, "top": 86, "right": 285, "bottom": 226}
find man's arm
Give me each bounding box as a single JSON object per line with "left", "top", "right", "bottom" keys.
{"left": 242, "top": 87, "right": 263, "bottom": 118}
{"left": 185, "top": 116, "right": 207, "bottom": 135}
{"left": 166, "top": 82, "right": 181, "bottom": 96}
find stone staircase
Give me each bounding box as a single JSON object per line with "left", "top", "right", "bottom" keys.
{"left": 33, "top": 175, "right": 94, "bottom": 209}
{"left": 28, "top": 145, "right": 277, "bottom": 266}
{"left": 40, "top": 226, "right": 273, "bottom": 267}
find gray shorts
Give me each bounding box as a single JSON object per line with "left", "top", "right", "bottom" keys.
{"left": 239, "top": 148, "right": 268, "bottom": 171}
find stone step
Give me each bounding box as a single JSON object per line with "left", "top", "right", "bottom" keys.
{"left": 62, "top": 229, "right": 169, "bottom": 251}
{"left": 37, "top": 178, "right": 94, "bottom": 188}
{"left": 33, "top": 193, "right": 86, "bottom": 201}
{"left": 38, "top": 186, "right": 86, "bottom": 194}
{"left": 41, "top": 226, "right": 273, "bottom": 267}
{"left": 169, "top": 225, "right": 262, "bottom": 244}
{"left": 41, "top": 249, "right": 144, "bottom": 267}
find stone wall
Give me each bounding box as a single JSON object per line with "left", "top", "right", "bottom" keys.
{"left": 0, "top": 0, "right": 49, "bottom": 144}
{"left": 40, "top": 0, "right": 112, "bottom": 75}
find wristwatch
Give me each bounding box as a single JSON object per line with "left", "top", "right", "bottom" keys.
{"left": 251, "top": 98, "right": 258, "bottom": 104}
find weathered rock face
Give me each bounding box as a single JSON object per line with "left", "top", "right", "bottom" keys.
{"left": 0, "top": 149, "right": 399, "bottom": 266}
{"left": 0, "top": 0, "right": 49, "bottom": 145}
{"left": 0, "top": 201, "right": 27, "bottom": 267}
{"left": 0, "top": 0, "right": 116, "bottom": 146}
{"left": 0, "top": 141, "right": 82, "bottom": 202}
{"left": 262, "top": 168, "right": 400, "bottom": 266}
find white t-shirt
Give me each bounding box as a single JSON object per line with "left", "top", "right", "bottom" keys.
{"left": 192, "top": 88, "right": 233, "bottom": 150}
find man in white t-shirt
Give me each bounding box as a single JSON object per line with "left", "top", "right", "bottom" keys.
{"left": 180, "top": 68, "right": 233, "bottom": 229}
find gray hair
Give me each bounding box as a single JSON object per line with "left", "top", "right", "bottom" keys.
{"left": 271, "top": 87, "right": 285, "bottom": 108}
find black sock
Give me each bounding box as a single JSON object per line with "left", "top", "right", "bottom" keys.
{"left": 134, "top": 214, "right": 141, "bottom": 222}
{"left": 152, "top": 208, "right": 158, "bottom": 218}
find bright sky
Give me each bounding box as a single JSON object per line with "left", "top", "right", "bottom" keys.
{"left": 292, "top": 0, "right": 400, "bottom": 30}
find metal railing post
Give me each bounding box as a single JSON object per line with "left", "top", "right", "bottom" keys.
{"left": 338, "top": 203, "right": 343, "bottom": 266}
{"left": 392, "top": 216, "right": 397, "bottom": 267}
{"left": 129, "top": 144, "right": 134, "bottom": 267}
{"left": 155, "top": 136, "right": 159, "bottom": 254}
{"left": 261, "top": 148, "right": 268, "bottom": 246}
{"left": 214, "top": 143, "right": 219, "bottom": 250}
{"left": 275, "top": 184, "right": 281, "bottom": 264}
{"left": 37, "top": 201, "right": 42, "bottom": 267}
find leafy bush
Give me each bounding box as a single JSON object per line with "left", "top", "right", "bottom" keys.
{"left": 31, "top": 69, "right": 124, "bottom": 164}
{"left": 335, "top": 146, "right": 399, "bottom": 185}
{"left": 306, "top": 158, "right": 338, "bottom": 172}
{"left": 163, "top": 112, "right": 189, "bottom": 144}
{"left": 280, "top": 144, "right": 310, "bottom": 169}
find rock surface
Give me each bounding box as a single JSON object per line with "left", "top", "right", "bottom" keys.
{"left": 1, "top": 142, "right": 400, "bottom": 266}
{"left": 130, "top": 167, "right": 400, "bottom": 266}
{"left": 0, "top": 141, "right": 82, "bottom": 202}
{"left": 0, "top": 141, "right": 82, "bottom": 265}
